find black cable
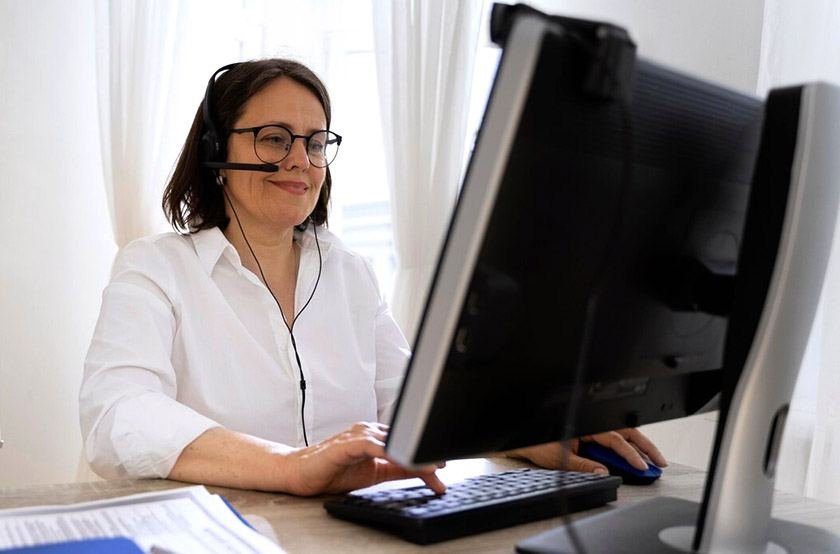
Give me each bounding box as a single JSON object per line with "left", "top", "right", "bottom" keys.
{"left": 289, "top": 333, "right": 309, "bottom": 447}
{"left": 292, "top": 222, "right": 323, "bottom": 331}
{"left": 223, "top": 188, "right": 323, "bottom": 447}
{"left": 290, "top": 223, "right": 323, "bottom": 448}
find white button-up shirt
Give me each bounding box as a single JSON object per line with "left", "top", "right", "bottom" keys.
{"left": 79, "top": 226, "right": 410, "bottom": 479}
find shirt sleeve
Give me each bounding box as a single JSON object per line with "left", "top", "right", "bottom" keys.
{"left": 360, "top": 260, "right": 411, "bottom": 423}
{"left": 79, "top": 239, "right": 220, "bottom": 479}
{"left": 374, "top": 303, "right": 412, "bottom": 423}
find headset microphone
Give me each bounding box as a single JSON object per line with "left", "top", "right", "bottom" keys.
{"left": 203, "top": 161, "right": 279, "bottom": 172}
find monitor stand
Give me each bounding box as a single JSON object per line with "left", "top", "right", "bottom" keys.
{"left": 518, "top": 82, "right": 840, "bottom": 554}
{"left": 516, "top": 497, "right": 840, "bottom": 553}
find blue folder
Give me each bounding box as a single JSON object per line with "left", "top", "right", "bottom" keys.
{"left": 0, "top": 538, "right": 143, "bottom": 553}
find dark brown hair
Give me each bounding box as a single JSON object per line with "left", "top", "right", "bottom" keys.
{"left": 163, "top": 59, "right": 333, "bottom": 233}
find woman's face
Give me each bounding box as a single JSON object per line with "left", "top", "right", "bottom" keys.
{"left": 222, "top": 76, "right": 328, "bottom": 232}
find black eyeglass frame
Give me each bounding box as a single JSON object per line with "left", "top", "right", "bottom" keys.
{"left": 229, "top": 124, "right": 343, "bottom": 168}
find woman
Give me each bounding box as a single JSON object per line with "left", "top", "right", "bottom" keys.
{"left": 80, "top": 59, "right": 665, "bottom": 496}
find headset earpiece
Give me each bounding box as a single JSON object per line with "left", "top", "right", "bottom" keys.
{"left": 200, "top": 63, "right": 242, "bottom": 165}
{"left": 199, "top": 62, "right": 279, "bottom": 174}
{"left": 200, "top": 129, "right": 221, "bottom": 164}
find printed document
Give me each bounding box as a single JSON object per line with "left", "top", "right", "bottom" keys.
{"left": 0, "top": 485, "right": 284, "bottom": 553}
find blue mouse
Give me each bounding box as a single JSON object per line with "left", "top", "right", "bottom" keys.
{"left": 577, "top": 442, "right": 662, "bottom": 485}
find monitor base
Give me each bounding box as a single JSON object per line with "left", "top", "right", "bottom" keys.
{"left": 516, "top": 496, "right": 840, "bottom": 554}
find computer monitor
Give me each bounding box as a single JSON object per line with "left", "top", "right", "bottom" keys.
{"left": 385, "top": 4, "right": 840, "bottom": 553}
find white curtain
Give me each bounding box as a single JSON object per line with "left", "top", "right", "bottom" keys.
{"left": 94, "top": 0, "right": 181, "bottom": 247}
{"left": 78, "top": 0, "right": 184, "bottom": 481}
{"left": 372, "top": 0, "right": 484, "bottom": 340}
{"left": 757, "top": 0, "right": 840, "bottom": 505}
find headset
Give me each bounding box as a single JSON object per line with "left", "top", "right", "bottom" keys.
{"left": 201, "top": 62, "right": 324, "bottom": 447}
{"left": 200, "top": 63, "right": 279, "bottom": 173}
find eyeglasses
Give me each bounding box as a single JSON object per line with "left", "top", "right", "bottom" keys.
{"left": 229, "top": 124, "right": 342, "bottom": 168}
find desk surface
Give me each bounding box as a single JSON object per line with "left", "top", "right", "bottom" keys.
{"left": 2, "top": 459, "right": 839, "bottom": 553}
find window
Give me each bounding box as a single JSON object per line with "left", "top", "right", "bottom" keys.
{"left": 235, "top": 0, "right": 397, "bottom": 295}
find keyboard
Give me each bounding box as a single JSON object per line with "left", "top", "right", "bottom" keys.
{"left": 323, "top": 467, "right": 621, "bottom": 544}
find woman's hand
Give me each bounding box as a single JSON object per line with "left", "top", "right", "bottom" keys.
{"left": 279, "top": 422, "right": 446, "bottom": 496}
{"left": 505, "top": 428, "right": 667, "bottom": 474}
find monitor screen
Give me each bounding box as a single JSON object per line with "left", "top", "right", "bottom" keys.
{"left": 386, "top": 7, "right": 764, "bottom": 465}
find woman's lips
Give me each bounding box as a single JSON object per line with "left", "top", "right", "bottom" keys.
{"left": 268, "top": 180, "right": 308, "bottom": 195}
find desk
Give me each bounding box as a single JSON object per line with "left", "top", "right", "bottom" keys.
{"left": 2, "top": 459, "right": 839, "bottom": 553}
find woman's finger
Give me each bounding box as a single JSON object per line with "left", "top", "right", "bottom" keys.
{"left": 590, "top": 432, "right": 648, "bottom": 470}
{"left": 563, "top": 452, "right": 609, "bottom": 475}
{"left": 618, "top": 428, "right": 668, "bottom": 467}
{"left": 420, "top": 472, "right": 447, "bottom": 494}
{"left": 333, "top": 435, "right": 387, "bottom": 465}
{"left": 375, "top": 459, "right": 447, "bottom": 494}
{"left": 351, "top": 421, "right": 388, "bottom": 436}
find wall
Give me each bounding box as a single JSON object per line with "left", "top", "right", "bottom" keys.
{"left": 0, "top": 0, "right": 116, "bottom": 485}
{"left": 756, "top": 0, "right": 840, "bottom": 94}
{"left": 533, "top": 0, "right": 767, "bottom": 94}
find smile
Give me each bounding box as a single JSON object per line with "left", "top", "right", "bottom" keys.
{"left": 268, "top": 180, "right": 309, "bottom": 196}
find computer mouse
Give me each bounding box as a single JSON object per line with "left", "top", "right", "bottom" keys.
{"left": 577, "top": 442, "right": 662, "bottom": 485}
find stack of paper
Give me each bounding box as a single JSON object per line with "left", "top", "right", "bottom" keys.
{"left": 0, "top": 486, "right": 284, "bottom": 553}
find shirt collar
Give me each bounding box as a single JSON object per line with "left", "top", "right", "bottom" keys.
{"left": 190, "top": 227, "right": 240, "bottom": 275}
{"left": 189, "top": 225, "right": 335, "bottom": 275}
